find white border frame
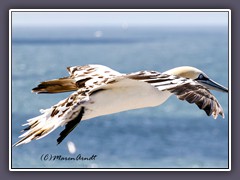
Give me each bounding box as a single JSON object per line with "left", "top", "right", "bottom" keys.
{"left": 9, "top": 9, "right": 231, "bottom": 171}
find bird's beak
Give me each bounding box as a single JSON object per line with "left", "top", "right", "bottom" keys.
{"left": 198, "top": 79, "right": 228, "bottom": 93}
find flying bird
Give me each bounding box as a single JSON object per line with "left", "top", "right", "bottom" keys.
{"left": 13, "top": 64, "right": 228, "bottom": 147}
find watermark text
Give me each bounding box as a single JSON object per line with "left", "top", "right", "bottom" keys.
{"left": 40, "top": 154, "right": 97, "bottom": 161}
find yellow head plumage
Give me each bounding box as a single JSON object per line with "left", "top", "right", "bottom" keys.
{"left": 163, "top": 66, "right": 206, "bottom": 79}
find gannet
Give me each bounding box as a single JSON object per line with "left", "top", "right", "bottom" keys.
{"left": 13, "top": 64, "right": 228, "bottom": 147}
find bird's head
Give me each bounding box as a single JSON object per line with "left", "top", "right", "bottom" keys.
{"left": 164, "top": 66, "right": 228, "bottom": 93}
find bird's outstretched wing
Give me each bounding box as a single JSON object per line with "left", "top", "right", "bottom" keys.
{"left": 126, "top": 71, "right": 225, "bottom": 119}
{"left": 166, "top": 83, "right": 225, "bottom": 119}
{"left": 13, "top": 89, "right": 89, "bottom": 147}
{"left": 13, "top": 65, "right": 122, "bottom": 146}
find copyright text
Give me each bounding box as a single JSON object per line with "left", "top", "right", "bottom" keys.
{"left": 40, "top": 154, "right": 97, "bottom": 161}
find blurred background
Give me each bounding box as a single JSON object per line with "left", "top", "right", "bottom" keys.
{"left": 11, "top": 11, "right": 229, "bottom": 169}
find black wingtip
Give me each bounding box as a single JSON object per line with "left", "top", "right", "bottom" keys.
{"left": 56, "top": 107, "right": 84, "bottom": 145}
{"left": 56, "top": 139, "right": 62, "bottom": 145}
{"left": 57, "top": 136, "right": 65, "bottom": 145}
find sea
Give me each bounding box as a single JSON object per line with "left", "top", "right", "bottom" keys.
{"left": 11, "top": 25, "right": 229, "bottom": 169}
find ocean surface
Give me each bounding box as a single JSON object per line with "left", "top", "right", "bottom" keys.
{"left": 11, "top": 25, "right": 229, "bottom": 169}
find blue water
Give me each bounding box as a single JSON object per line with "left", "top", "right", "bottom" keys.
{"left": 11, "top": 26, "right": 229, "bottom": 169}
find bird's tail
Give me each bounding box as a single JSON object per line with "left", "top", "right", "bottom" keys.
{"left": 32, "top": 77, "right": 77, "bottom": 94}
{"left": 12, "top": 109, "right": 62, "bottom": 147}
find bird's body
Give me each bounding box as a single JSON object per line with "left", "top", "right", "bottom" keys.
{"left": 13, "top": 64, "right": 228, "bottom": 147}
{"left": 82, "top": 78, "right": 171, "bottom": 120}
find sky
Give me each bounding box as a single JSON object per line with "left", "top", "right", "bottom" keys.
{"left": 11, "top": 11, "right": 229, "bottom": 27}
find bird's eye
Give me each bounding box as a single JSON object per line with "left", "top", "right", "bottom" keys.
{"left": 197, "top": 74, "right": 208, "bottom": 80}
{"left": 199, "top": 74, "right": 204, "bottom": 79}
